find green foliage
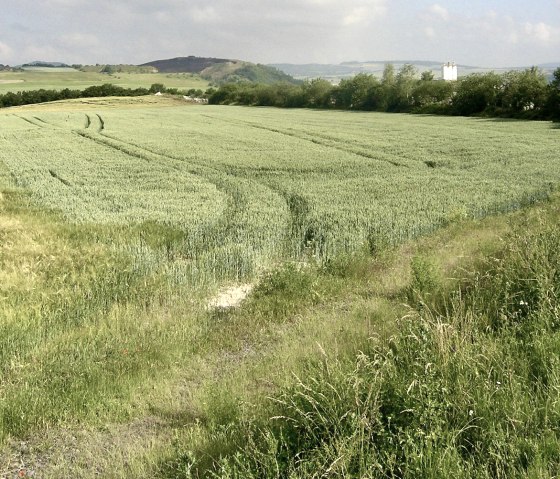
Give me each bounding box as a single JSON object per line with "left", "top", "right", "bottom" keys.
{"left": 210, "top": 66, "right": 558, "bottom": 120}
{"left": 408, "top": 255, "right": 441, "bottom": 306}
{"left": 452, "top": 72, "right": 504, "bottom": 116}
{"left": 201, "top": 62, "right": 298, "bottom": 86}
{"left": 546, "top": 67, "right": 560, "bottom": 121}
{"left": 0, "top": 83, "right": 150, "bottom": 107}
{"left": 249, "top": 263, "right": 319, "bottom": 319}
{"left": 333, "top": 73, "right": 381, "bottom": 110}
{"left": 149, "top": 83, "right": 166, "bottom": 93}
{"left": 421, "top": 70, "right": 435, "bottom": 82}
{"left": 501, "top": 67, "right": 548, "bottom": 115}
{"left": 207, "top": 217, "right": 560, "bottom": 478}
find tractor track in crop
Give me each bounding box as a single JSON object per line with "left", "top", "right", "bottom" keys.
{"left": 13, "top": 114, "right": 63, "bottom": 130}
{"left": 94, "top": 130, "right": 309, "bottom": 253}
{"left": 72, "top": 123, "right": 291, "bottom": 251}
{"left": 200, "top": 114, "right": 409, "bottom": 168}
{"left": 13, "top": 115, "right": 45, "bottom": 128}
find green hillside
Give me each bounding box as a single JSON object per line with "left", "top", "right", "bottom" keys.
{"left": 141, "top": 56, "right": 298, "bottom": 84}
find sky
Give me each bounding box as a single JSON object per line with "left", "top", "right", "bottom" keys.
{"left": 0, "top": 0, "right": 559, "bottom": 68}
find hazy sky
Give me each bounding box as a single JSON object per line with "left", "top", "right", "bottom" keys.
{"left": 1, "top": 0, "right": 559, "bottom": 67}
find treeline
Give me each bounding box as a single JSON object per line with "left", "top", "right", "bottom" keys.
{"left": 0, "top": 83, "right": 176, "bottom": 108}
{"left": 209, "top": 65, "right": 560, "bottom": 121}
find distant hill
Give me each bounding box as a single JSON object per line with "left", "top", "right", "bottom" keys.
{"left": 140, "top": 56, "right": 231, "bottom": 74}
{"left": 537, "top": 62, "right": 560, "bottom": 69}
{"left": 140, "top": 56, "right": 298, "bottom": 84}
{"left": 21, "top": 61, "right": 71, "bottom": 68}
{"left": 270, "top": 60, "right": 560, "bottom": 82}
{"left": 79, "top": 64, "right": 159, "bottom": 74}
{"left": 271, "top": 60, "right": 474, "bottom": 82}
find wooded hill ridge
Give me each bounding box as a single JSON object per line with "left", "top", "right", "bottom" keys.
{"left": 140, "top": 56, "right": 298, "bottom": 84}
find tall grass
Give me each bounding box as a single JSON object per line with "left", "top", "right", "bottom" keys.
{"left": 195, "top": 215, "right": 560, "bottom": 478}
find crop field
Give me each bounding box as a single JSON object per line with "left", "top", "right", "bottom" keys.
{"left": 1, "top": 102, "right": 558, "bottom": 276}
{"left": 0, "top": 69, "right": 208, "bottom": 94}
{"left": 0, "top": 98, "right": 559, "bottom": 477}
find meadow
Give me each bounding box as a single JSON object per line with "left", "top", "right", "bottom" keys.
{"left": 0, "top": 68, "right": 208, "bottom": 94}
{"left": 0, "top": 97, "right": 559, "bottom": 477}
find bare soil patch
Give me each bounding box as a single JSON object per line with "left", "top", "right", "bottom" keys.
{"left": 208, "top": 284, "right": 253, "bottom": 309}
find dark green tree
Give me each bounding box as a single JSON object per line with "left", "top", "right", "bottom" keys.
{"left": 452, "top": 72, "right": 503, "bottom": 116}
{"left": 333, "top": 73, "right": 380, "bottom": 110}
{"left": 149, "top": 83, "right": 166, "bottom": 94}
{"left": 412, "top": 80, "right": 454, "bottom": 110}
{"left": 545, "top": 67, "right": 560, "bottom": 121}
{"left": 301, "top": 79, "right": 333, "bottom": 108}
{"left": 501, "top": 67, "right": 548, "bottom": 116}
{"left": 421, "top": 70, "right": 435, "bottom": 82}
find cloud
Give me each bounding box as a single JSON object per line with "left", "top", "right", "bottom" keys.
{"left": 524, "top": 22, "right": 560, "bottom": 45}
{"left": 0, "top": 41, "right": 14, "bottom": 60}
{"left": 424, "top": 26, "right": 436, "bottom": 39}
{"left": 0, "top": 0, "right": 557, "bottom": 67}
{"left": 58, "top": 33, "right": 100, "bottom": 49}
{"left": 428, "top": 4, "right": 449, "bottom": 22}
{"left": 190, "top": 6, "right": 219, "bottom": 24}
{"left": 42, "top": 0, "right": 87, "bottom": 6}
{"left": 343, "top": 7, "right": 370, "bottom": 26}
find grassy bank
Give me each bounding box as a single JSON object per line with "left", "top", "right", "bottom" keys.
{"left": 165, "top": 195, "right": 560, "bottom": 478}
{"left": 1, "top": 180, "right": 559, "bottom": 477}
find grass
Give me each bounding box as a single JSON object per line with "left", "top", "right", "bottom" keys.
{"left": 173, "top": 195, "right": 560, "bottom": 478}
{"left": 0, "top": 97, "right": 559, "bottom": 477}
{"left": 0, "top": 69, "right": 208, "bottom": 94}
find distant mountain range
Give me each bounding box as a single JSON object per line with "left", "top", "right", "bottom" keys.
{"left": 8, "top": 58, "right": 559, "bottom": 84}
{"left": 269, "top": 60, "right": 560, "bottom": 82}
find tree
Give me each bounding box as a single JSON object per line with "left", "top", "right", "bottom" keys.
{"left": 412, "top": 80, "right": 454, "bottom": 110}
{"left": 501, "top": 67, "right": 547, "bottom": 116}
{"left": 381, "top": 63, "right": 396, "bottom": 86}
{"left": 379, "top": 63, "right": 397, "bottom": 111}
{"left": 208, "top": 83, "right": 241, "bottom": 104}
{"left": 149, "top": 83, "right": 166, "bottom": 94}
{"left": 545, "top": 67, "right": 560, "bottom": 121}
{"left": 392, "top": 64, "right": 418, "bottom": 111}
{"left": 301, "top": 79, "right": 333, "bottom": 108}
{"left": 421, "top": 70, "right": 435, "bottom": 82}
{"left": 101, "top": 65, "right": 116, "bottom": 74}
{"left": 333, "top": 73, "right": 380, "bottom": 110}
{"left": 452, "top": 72, "right": 503, "bottom": 116}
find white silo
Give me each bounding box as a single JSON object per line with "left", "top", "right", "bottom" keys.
{"left": 442, "top": 61, "right": 458, "bottom": 81}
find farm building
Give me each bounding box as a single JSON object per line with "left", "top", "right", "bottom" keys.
{"left": 442, "top": 62, "right": 458, "bottom": 81}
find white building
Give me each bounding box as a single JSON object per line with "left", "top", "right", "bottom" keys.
{"left": 442, "top": 62, "right": 458, "bottom": 81}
